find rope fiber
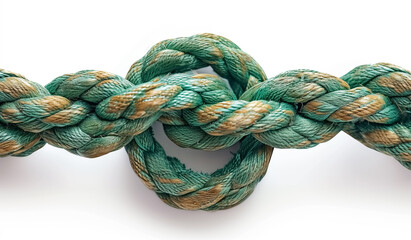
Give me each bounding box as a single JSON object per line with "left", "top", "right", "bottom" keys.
{"left": 1, "top": 33, "right": 410, "bottom": 210}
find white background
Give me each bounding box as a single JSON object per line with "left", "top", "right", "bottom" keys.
{"left": 1, "top": 0, "right": 411, "bottom": 239}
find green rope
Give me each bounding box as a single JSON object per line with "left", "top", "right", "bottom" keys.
{"left": 0, "top": 33, "right": 410, "bottom": 210}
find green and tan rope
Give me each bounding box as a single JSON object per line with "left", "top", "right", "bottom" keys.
{"left": 0, "top": 33, "right": 410, "bottom": 210}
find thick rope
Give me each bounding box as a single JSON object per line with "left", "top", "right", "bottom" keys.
{"left": 0, "top": 33, "right": 410, "bottom": 210}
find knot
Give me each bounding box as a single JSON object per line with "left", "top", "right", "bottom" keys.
{"left": 1, "top": 33, "right": 410, "bottom": 210}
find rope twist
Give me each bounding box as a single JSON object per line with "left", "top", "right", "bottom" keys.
{"left": 1, "top": 33, "right": 410, "bottom": 210}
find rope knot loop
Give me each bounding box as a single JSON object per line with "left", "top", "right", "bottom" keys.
{"left": 1, "top": 34, "right": 410, "bottom": 210}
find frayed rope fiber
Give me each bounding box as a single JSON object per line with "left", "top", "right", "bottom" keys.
{"left": 1, "top": 33, "right": 410, "bottom": 210}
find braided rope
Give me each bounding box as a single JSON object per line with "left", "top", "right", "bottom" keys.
{"left": 1, "top": 33, "right": 410, "bottom": 210}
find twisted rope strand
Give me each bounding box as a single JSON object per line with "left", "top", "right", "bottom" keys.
{"left": 1, "top": 33, "right": 410, "bottom": 210}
